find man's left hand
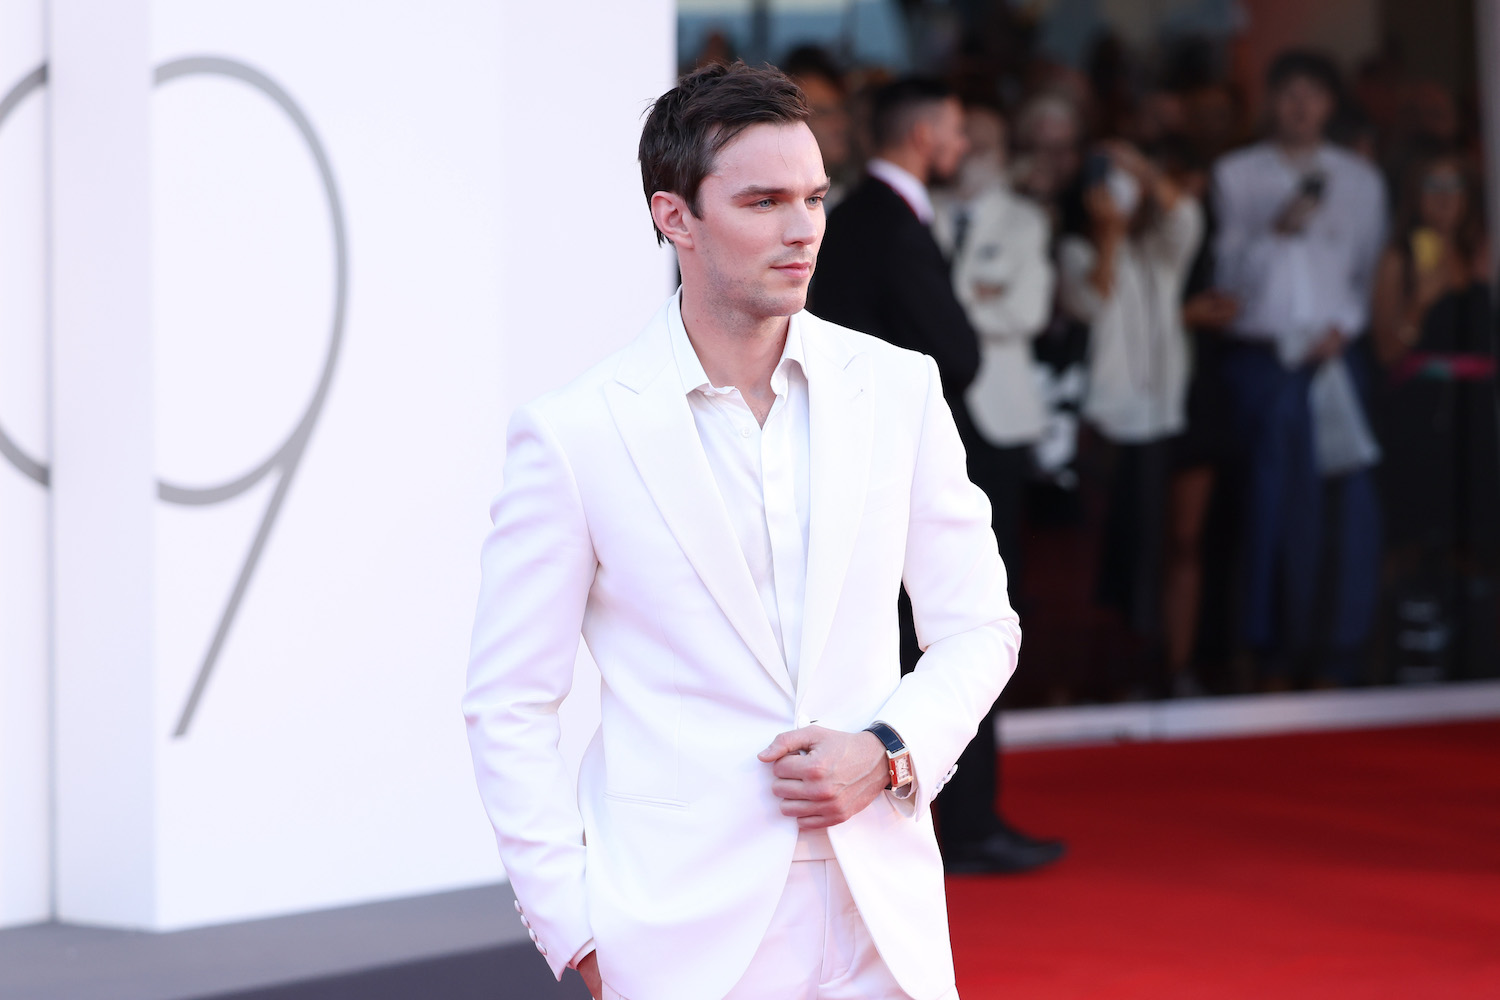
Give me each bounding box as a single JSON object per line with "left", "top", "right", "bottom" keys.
{"left": 758, "top": 726, "right": 890, "bottom": 828}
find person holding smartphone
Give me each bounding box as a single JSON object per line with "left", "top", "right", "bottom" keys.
{"left": 1056, "top": 140, "right": 1204, "bottom": 689}
{"left": 1211, "top": 50, "right": 1387, "bottom": 687}
{"left": 1370, "top": 149, "right": 1499, "bottom": 673}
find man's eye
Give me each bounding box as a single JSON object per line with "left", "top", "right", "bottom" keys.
{"left": 756, "top": 199, "right": 775, "bottom": 209}
{"left": 808, "top": 196, "right": 824, "bottom": 208}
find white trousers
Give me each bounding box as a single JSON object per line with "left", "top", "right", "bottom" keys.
{"left": 602, "top": 857, "right": 960, "bottom": 1000}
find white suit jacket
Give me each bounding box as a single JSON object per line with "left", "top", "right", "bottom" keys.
{"left": 464, "top": 295, "right": 1020, "bottom": 1000}
{"left": 933, "top": 184, "right": 1055, "bottom": 447}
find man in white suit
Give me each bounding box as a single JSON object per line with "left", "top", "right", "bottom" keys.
{"left": 464, "top": 62, "right": 1019, "bottom": 1000}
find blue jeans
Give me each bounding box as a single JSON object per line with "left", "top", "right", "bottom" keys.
{"left": 1221, "top": 343, "right": 1381, "bottom": 679}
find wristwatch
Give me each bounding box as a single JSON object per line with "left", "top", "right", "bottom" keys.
{"left": 864, "top": 721, "right": 913, "bottom": 791}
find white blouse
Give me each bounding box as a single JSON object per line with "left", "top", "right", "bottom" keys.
{"left": 1058, "top": 197, "right": 1204, "bottom": 444}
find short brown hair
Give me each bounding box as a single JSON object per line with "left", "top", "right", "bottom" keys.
{"left": 639, "top": 62, "right": 809, "bottom": 245}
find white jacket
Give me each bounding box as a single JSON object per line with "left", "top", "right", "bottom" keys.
{"left": 934, "top": 184, "right": 1055, "bottom": 446}
{"left": 463, "top": 295, "right": 1019, "bottom": 1000}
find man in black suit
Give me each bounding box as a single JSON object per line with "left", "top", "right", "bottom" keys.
{"left": 810, "top": 77, "right": 1064, "bottom": 875}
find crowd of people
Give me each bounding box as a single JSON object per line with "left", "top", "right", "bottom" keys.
{"left": 730, "top": 32, "right": 1500, "bottom": 704}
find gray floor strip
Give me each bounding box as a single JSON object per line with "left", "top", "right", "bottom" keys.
{"left": 0, "top": 883, "right": 585, "bottom": 1000}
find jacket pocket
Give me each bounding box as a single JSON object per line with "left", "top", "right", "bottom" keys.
{"left": 602, "top": 789, "right": 688, "bottom": 809}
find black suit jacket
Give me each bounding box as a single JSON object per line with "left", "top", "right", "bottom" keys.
{"left": 810, "top": 174, "right": 982, "bottom": 439}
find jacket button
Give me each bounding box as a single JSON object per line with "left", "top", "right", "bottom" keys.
{"left": 520, "top": 915, "right": 530, "bottom": 928}
{"left": 513, "top": 899, "right": 523, "bottom": 914}
{"left": 528, "top": 928, "right": 538, "bottom": 942}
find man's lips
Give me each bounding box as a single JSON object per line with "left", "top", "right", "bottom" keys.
{"left": 772, "top": 261, "right": 814, "bottom": 277}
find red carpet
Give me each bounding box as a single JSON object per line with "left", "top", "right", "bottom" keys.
{"left": 946, "top": 721, "right": 1500, "bottom": 999}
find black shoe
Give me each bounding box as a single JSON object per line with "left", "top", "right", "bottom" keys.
{"left": 942, "top": 827, "right": 1066, "bottom": 875}
{"left": 992, "top": 821, "right": 1059, "bottom": 851}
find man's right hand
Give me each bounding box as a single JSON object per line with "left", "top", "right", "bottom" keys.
{"left": 578, "top": 950, "right": 603, "bottom": 999}
{"left": 1274, "top": 191, "right": 1319, "bottom": 235}
{"left": 1182, "top": 289, "right": 1240, "bottom": 331}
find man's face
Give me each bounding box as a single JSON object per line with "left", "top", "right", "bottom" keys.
{"left": 964, "top": 107, "right": 1006, "bottom": 168}
{"left": 1419, "top": 162, "right": 1466, "bottom": 235}
{"left": 1271, "top": 75, "right": 1334, "bottom": 147}
{"left": 956, "top": 107, "right": 1007, "bottom": 195}
{"left": 1016, "top": 110, "right": 1080, "bottom": 202}
{"left": 925, "top": 97, "right": 969, "bottom": 183}
{"left": 687, "top": 121, "right": 828, "bottom": 321}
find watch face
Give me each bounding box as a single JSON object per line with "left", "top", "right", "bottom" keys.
{"left": 891, "top": 751, "right": 914, "bottom": 788}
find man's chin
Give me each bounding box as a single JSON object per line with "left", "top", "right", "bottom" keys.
{"left": 771, "top": 288, "right": 810, "bottom": 317}
{"left": 746, "top": 283, "right": 809, "bottom": 319}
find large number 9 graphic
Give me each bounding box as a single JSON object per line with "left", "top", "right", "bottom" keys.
{"left": 0, "top": 57, "right": 348, "bottom": 739}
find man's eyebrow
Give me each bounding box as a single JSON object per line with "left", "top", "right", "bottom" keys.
{"left": 732, "top": 178, "right": 834, "bottom": 200}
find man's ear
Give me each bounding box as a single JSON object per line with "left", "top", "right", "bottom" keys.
{"left": 650, "top": 191, "right": 696, "bottom": 250}
{"left": 909, "top": 116, "right": 935, "bottom": 159}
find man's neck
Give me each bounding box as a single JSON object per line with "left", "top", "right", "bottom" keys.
{"left": 874, "top": 147, "right": 929, "bottom": 185}
{"left": 679, "top": 286, "right": 788, "bottom": 424}
{"left": 1274, "top": 136, "right": 1322, "bottom": 163}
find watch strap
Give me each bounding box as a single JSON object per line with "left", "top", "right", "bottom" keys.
{"left": 864, "top": 721, "right": 905, "bottom": 755}
{"left": 865, "top": 721, "right": 913, "bottom": 790}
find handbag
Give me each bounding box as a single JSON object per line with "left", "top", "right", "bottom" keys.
{"left": 1309, "top": 356, "right": 1381, "bottom": 476}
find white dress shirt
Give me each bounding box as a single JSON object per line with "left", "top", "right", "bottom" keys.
{"left": 668, "top": 302, "right": 811, "bottom": 689}
{"left": 1213, "top": 142, "right": 1386, "bottom": 365}
{"left": 669, "top": 299, "right": 845, "bottom": 866}
{"left": 867, "top": 157, "right": 935, "bottom": 225}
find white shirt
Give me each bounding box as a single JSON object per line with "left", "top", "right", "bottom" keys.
{"left": 566, "top": 305, "right": 818, "bottom": 972}
{"left": 668, "top": 301, "right": 811, "bottom": 689}
{"left": 669, "top": 297, "right": 899, "bottom": 865}
{"left": 867, "top": 157, "right": 935, "bottom": 225}
{"left": 1059, "top": 197, "right": 1204, "bottom": 443}
{"left": 1213, "top": 142, "right": 1386, "bottom": 365}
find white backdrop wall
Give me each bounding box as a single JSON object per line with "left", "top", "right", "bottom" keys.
{"left": 0, "top": 0, "right": 50, "bottom": 930}
{"left": 5, "top": 0, "right": 673, "bottom": 931}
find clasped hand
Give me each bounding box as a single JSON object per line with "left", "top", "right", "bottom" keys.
{"left": 758, "top": 725, "right": 891, "bottom": 829}
{"left": 575, "top": 727, "right": 891, "bottom": 999}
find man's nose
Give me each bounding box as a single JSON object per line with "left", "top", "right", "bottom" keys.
{"left": 785, "top": 204, "right": 820, "bottom": 245}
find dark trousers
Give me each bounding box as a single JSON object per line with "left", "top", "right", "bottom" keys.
{"left": 1221, "top": 343, "right": 1381, "bottom": 680}
{"left": 900, "top": 436, "right": 1028, "bottom": 847}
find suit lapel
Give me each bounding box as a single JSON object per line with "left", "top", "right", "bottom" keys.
{"left": 605, "top": 309, "right": 794, "bottom": 700}
{"left": 797, "top": 318, "right": 873, "bottom": 703}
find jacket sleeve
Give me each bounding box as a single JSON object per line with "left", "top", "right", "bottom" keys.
{"left": 886, "top": 225, "right": 983, "bottom": 395}
{"left": 958, "top": 205, "right": 1055, "bottom": 344}
{"left": 1057, "top": 236, "right": 1106, "bottom": 323}
{"left": 463, "top": 403, "right": 598, "bottom": 981}
{"left": 1334, "top": 167, "right": 1388, "bottom": 337}
{"left": 1142, "top": 196, "right": 1205, "bottom": 273}
{"left": 873, "top": 357, "right": 1020, "bottom": 818}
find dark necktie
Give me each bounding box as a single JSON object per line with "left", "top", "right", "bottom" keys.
{"left": 949, "top": 206, "right": 972, "bottom": 264}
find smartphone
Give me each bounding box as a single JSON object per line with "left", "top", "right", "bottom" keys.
{"left": 1411, "top": 227, "right": 1444, "bottom": 273}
